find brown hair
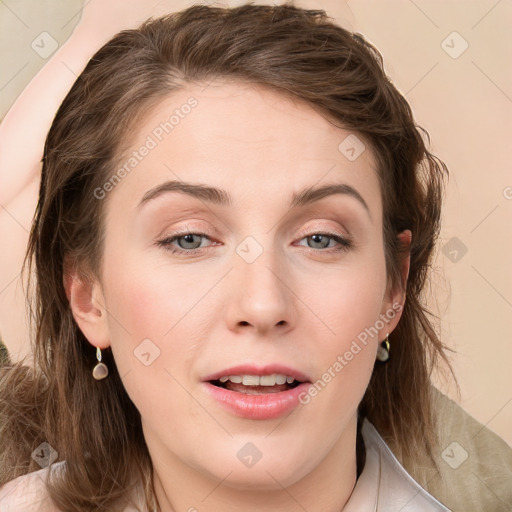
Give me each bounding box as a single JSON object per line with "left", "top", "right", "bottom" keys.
{"left": 0, "top": 2, "right": 454, "bottom": 510}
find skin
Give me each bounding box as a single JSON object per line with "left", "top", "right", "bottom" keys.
{"left": 0, "top": 0, "right": 355, "bottom": 364}
{"left": 66, "top": 80, "right": 409, "bottom": 512}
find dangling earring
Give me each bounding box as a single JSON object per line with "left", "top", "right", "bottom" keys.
{"left": 92, "top": 347, "right": 109, "bottom": 380}
{"left": 376, "top": 333, "right": 390, "bottom": 362}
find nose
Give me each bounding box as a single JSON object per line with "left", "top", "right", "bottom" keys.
{"left": 224, "top": 244, "right": 298, "bottom": 336}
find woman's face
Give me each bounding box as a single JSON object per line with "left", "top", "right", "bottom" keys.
{"left": 73, "top": 81, "right": 405, "bottom": 490}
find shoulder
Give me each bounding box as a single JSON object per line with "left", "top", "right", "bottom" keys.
{"left": 396, "top": 386, "right": 512, "bottom": 512}
{"left": 0, "top": 462, "right": 65, "bottom": 512}
{"left": 0, "top": 462, "right": 149, "bottom": 512}
{"left": 429, "top": 386, "right": 512, "bottom": 511}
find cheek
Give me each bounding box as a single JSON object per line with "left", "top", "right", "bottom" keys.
{"left": 296, "top": 287, "right": 381, "bottom": 442}
{"left": 104, "top": 265, "right": 168, "bottom": 340}
{"left": 303, "top": 253, "right": 387, "bottom": 342}
{"left": 101, "top": 246, "right": 208, "bottom": 340}
{"left": 97, "top": 248, "right": 175, "bottom": 378}
{"left": 298, "top": 253, "right": 386, "bottom": 396}
{"left": 99, "top": 247, "right": 214, "bottom": 386}
{"left": 100, "top": 255, "right": 201, "bottom": 429}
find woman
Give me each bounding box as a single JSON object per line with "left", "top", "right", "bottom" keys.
{"left": 0, "top": 3, "right": 510, "bottom": 511}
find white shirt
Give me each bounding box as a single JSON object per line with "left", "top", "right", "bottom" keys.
{"left": 344, "top": 419, "right": 450, "bottom": 511}
{"left": 0, "top": 419, "right": 450, "bottom": 511}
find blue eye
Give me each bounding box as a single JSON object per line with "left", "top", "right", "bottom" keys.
{"left": 157, "top": 231, "right": 352, "bottom": 255}
{"left": 157, "top": 232, "right": 213, "bottom": 254}
{"left": 296, "top": 233, "right": 352, "bottom": 251}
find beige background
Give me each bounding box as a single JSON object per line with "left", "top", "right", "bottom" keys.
{"left": 0, "top": 0, "right": 511, "bottom": 446}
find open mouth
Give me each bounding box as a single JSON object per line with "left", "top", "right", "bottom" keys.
{"left": 203, "top": 371, "right": 311, "bottom": 419}
{"left": 209, "top": 374, "right": 303, "bottom": 395}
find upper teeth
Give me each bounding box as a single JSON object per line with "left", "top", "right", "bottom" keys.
{"left": 218, "top": 374, "right": 297, "bottom": 386}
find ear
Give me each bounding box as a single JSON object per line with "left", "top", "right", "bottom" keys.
{"left": 63, "top": 258, "right": 110, "bottom": 350}
{"left": 378, "top": 229, "right": 411, "bottom": 337}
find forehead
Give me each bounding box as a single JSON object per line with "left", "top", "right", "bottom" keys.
{"left": 106, "top": 80, "right": 381, "bottom": 217}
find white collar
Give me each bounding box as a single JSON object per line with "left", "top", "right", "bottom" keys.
{"left": 342, "top": 418, "right": 450, "bottom": 511}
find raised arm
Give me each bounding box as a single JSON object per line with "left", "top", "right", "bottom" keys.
{"left": 0, "top": 0, "right": 196, "bottom": 359}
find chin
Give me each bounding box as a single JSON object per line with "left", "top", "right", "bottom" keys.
{"left": 200, "top": 452, "right": 314, "bottom": 491}
{"left": 220, "top": 468, "right": 305, "bottom": 492}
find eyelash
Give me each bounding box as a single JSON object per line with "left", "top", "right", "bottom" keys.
{"left": 156, "top": 230, "right": 352, "bottom": 255}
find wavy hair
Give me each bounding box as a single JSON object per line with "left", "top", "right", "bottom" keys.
{"left": 0, "top": 3, "right": 454, "bottom": 510}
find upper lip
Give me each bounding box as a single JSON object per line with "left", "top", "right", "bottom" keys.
{"left": 202, "top": 364, "right": 311, "bottom": 383}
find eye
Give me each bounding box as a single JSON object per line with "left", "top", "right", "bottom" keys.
{"left": 296, "top": 232, "right": 352, "bottom": 251}
{"left": 156, "top": 230, "right": 352, "bottom": 256}
{"left": 157, "top": 232, "right": 214, "bottom": 254}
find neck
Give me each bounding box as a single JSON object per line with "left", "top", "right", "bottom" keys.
{"left": 147, "top": 419, "right": 359, "bottom": 512}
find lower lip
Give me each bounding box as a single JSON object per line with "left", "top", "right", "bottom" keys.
{"left": 202, "top": 382, "right": 312, "bottom": 420}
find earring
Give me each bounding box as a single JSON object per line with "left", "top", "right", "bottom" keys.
{"left": 92, "top": 347, "right": 109, "bottom": 380}
{"left": 376, "top": 333, "right": 390, "bottom": 362}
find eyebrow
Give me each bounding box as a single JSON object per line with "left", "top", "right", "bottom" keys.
{"left": 138, "top": 180, "right": 370, "bottom": 217}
